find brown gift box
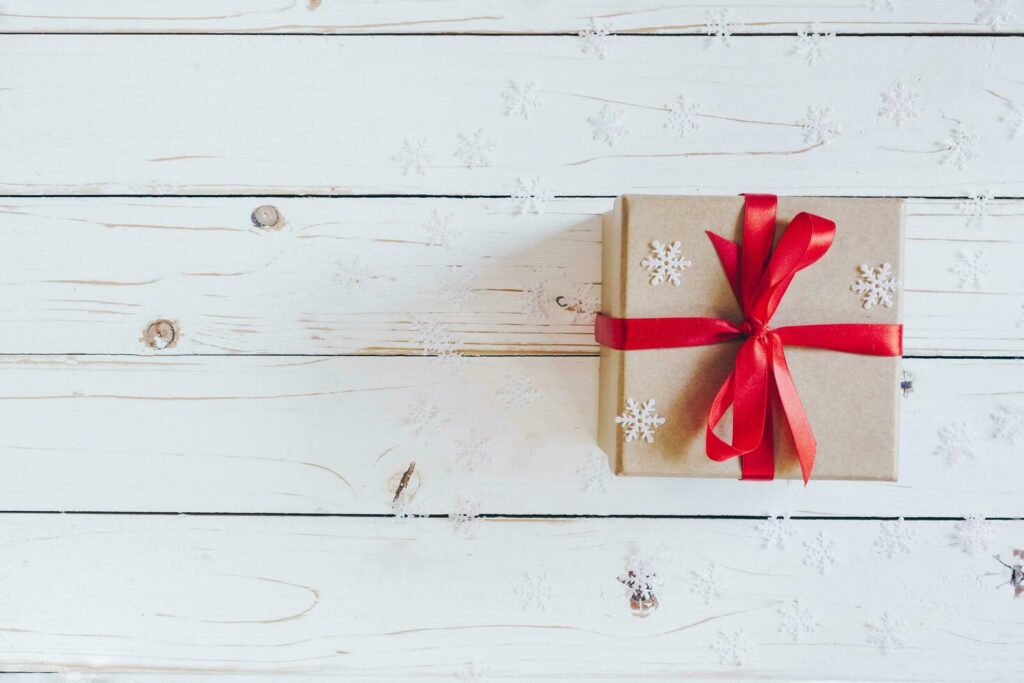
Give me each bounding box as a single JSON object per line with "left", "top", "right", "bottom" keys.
{"left": 597, "top": 195, "right": 904, "bottom": 481}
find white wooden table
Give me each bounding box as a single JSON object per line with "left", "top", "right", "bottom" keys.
{"left": 0, "top": 2, "right": 1022, "bottom": 680}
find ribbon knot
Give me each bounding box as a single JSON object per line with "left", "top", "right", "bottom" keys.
{"left": 594, "top": 194, "right": 903, "bottom": 484}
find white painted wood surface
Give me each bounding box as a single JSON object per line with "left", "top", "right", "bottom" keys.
{"left": 1, "top": 1, "right": 1022, "bottom": 34}
{"left": 0, "top": 36, "right": 1020, "bottom": 196}
{"left": 0, "top": 515, "right": 1019, "bottom": 679}
{"left": 0, "top": 197, "right": 1020, "bottom": 355}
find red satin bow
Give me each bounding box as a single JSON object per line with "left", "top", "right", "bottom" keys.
{"left": 594, "top": 194, "right": 902, "bottom": 483}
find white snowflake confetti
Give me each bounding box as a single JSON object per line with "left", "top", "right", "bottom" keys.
{"left": 496, "top": 374, "right": 543, "bottom": 410}
{"left": 641, "top": 240, "right": 692, "bottom": 286}
{"left": 335, "top": 253, "right": 374, "bottom": 294}
{"left": 1002, "top": 100, "right": 1023, "bottom": 139}
{"left": 953, "top": 514, "right": 995, "bottom": 555}
{"left": 703, "top": 9, "right": 735, "bottom": 47}
{"left": 941, "top": 122, "right": 979, "bottom": 171}
{"left": 455, "top": 661, "right": 489, "bottom": 682}
{"left": 455, "top": 128, "right": 496, "bottom": 169}
{"left": 502, "top": 80, "right": 542, "bottom": 119}
{"left": 449, "top": 496, "right": 481, "bottom": 538}
{"left": 975, "top": 0, "right": 1016, "bottom": 30}
{"left": 875, "top": 518, "right": 916, "bottom": 559}
{"left": 392, "top": 137, "right": 434, "bottom": 176}
{"left": 870, "top": 0, "right": 896, "bottom": 11}
{"left": 757, "top": 514, "right": 794, "bottom": 550}
{"left": 410, "top": 314, "right": 465, "bottom": 372}
{"left": 618, "top": 552, "right": 662, "bottom": 604}
{"left": 615, "top": 398, "right": 666, "bottom": 444}
{"left": 951, "top": 250, "right": 988, "bottom": 290}
{"left": 587, "top": 105, "right": 630, "bottom": 147}
{"left": 450, "top": 431, "right": 496, "bottom": 472}
{"left": 712, "top": 630, "right": 750, "bottom": 666}
{"left": 404, "top": 398, "right": 449, "bottom": 441}
{"left": 511, "top": 176, "right": 553, "bottom": 215}
{"left": 797, "top": 106, "right": 842, "bottom": 145}
{"left": 992, "top": 405, "right": 1023, "bottom": 444}
{"left": 866, "top": 612, "right": 907, "bottom": 654}
{"left": 579, "top": 17, "right": 613, "bottom": 59}
{"left": 516, "top": 571, "right": 554, "bottom": 611}
{"left": 520, "top": 281, "right": 550, "bottom": 322}
{"left": 579, "top": 450, "right": 612, "bottom": 493}
{"left": 391, "top": 490, "right": 426, "bottom": 520}
{"left": 779, "top": 601, "right": 819, "bottom": 642}
{"left": 794, "top": 27, "right": 835, "bottom": 66}
{"left": 561, "top": 284, "right": 601, "bottom": 323}
{"left": 957, "top": 190, "right": 994, "bottom": 229}
{"left": 878, "top": 81, "right": 922, "bottom": 129}
{"left": 851, "top": 263, "right": 900, "bottom": 309}
{"left": 803, "top": 532, "right": 838, "bottom": 574}
{"left": 934, "top": 421, "right": 978, "bottom": 465}
{"left": 422, "top": 209, "right": 462, "bottom": 248}
{"left": 664, "top": 96, "right": 702, "bottom": 139}
{"left": 438, "top": 266, "right": 477, "bottom": 307}
{"left": 690, "top": 564, "right": 720, "bottom": 605}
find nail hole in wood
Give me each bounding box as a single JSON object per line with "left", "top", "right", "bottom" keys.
{"left": 144, "top": 319, "right": 178, "bottom": 350}
{"left": 251, "top": 204, "right": 284, "bottom": 230}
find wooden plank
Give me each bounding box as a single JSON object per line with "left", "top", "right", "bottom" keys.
{"left": 0, "top": 197, "right": 1019, "bottom": 356}
{"left": 0, "top": 36, "right": 1020, "bottom": 196}
{"left": 0, "top": 354, "right": 1019, "bottom": 516}
{"left": 1, "top": 1, "right": 1021, "bottom": 34}
{"left": 0, "top": 514, "right": 1019, "bottom": 678}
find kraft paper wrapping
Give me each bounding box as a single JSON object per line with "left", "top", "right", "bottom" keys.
{"left": 597, "top": 195, "right": 903, "bottom": 481}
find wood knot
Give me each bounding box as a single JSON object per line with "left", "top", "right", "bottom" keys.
{"left": 251, "top": 204, "right": 284, "bottom": 230}
{"left": 143, "top": 319, "right": 178, "bottom": 350}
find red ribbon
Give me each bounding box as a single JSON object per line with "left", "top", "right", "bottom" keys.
{"left": 595, "top": 194, "right": 902, "bottom": 483}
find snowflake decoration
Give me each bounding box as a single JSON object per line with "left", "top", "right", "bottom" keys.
{"left": 975, "top": 0, "right": 1016, "bottom": 30}
{"left": 579, "top": 450, "right": 612, "bottom": 493}
{"left": 878, "top": 81, "right": 921, "bottom": 129}
{"left": 690, "top": 564, "right": 720, "bottom": 605}
{"left": 454, "top": 128, "right": 496, "bottom": 169}
{"left": 934, "top": 421, "right": 978, "bottom": 465}
{"left": 520, "top": 281, "right": 550, "bottom": 322}
{"left": 438, "top": 266, "right": 477, "bottom": 307}
{"left": 712, "top": 630, "right": 750, "bottom": 666}
{"left": 941, "top": 122, "right": 979, "bottom": 171}
{"left": 703, "top": 9, "right": 735, "bottom": 47}
{"left": 450, "top": 431, "right": 496, "bottom": 472}
{"left": 449, "top": 496, "right": 481, "bottom": 538}
{"left": 664, "top": 96, "right": 702, "bottom": 139}
{"left": 851, "top": 263, "right": 900, "bottom": 309}
{"left": 951, "top": 250, "right": 988, "bottom": 290}
{"left": 992, "top": 405, "right": 1023, "bottom": 444}
{"left": 869, "top": 0, "right": 896, "bottom": 10}
{"left": 794, "top": 27, "right": 835, "bottom": 66}
{"left": 779, "top": 601, "right": 818, "bottom": 642}
{"left": 641, "top": 240, "right": 692, "bottom": 286}
{"left": 797, "top": 106, "right": 842, "bottom": 145}
{"left": 560, "top": 284, "right": 601, "bottom": 323}
{"left": 496, "top": 375, "right": 543, "bottom": 410}
{"left": 404, "top": 398, "right": 449, "bottom": 441}
{"left": 875, "top": 518, "right": 916, "bottom": 559}
{"left": 516, "top": 571, "right": 554, "bottom": 611}
{"left": 422, "top": 209, "right": 462, "bottom": 248}
{"left": 579, "top": 17, "right": 613, "bottom": 59}
{"left": 1002, "top": 100, "right": 1023, "bottom": 138}
{"left": 803, "top": 532, "right": 838, "bottom": 574}
{"left": 392, "top": 137, "right": 434, "bottom": 176}
{"left": 615, "top": 398, "right": 666, "bottom": 444}
{"left": 957, "top": 190, "right": 994, "bottom": 229}
{"left": 502, "top": 80, "right": 542, "bottom": 119}
{"left": 588, "top": 105, "right": 630, "bottom": 147}
{"left": 618, "top": 552, "right": 662, "bottom": 605}
{"left": 335, "top": 253, "right": 374, "bottom": 294}
{"left": 455, "top": 661, "right": 489, "bottom": 682}
{"left": 866, "top": 612, "right": 906, "bottom": 654}
{"left": 511, "top": 176, "right": 553, "bottom": 215}
{"left": 410, "top": 314, "right": 465, "bottom": 372}
{"left": 757, "top": 514, "right": 794, "bottom": 550}
{"left": 953, "top": 514, "right": 995, "bottom": 555}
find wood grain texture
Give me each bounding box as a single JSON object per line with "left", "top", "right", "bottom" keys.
{"left": 1, "top": 197, "right": 1020, "bottom": 356}
{"left": 0, "top": 36, "right": 1020, "bottom": 195}
{"left": 1, "top": 1, "right": 1021, "bottom": 34}
{"left": 0, "top": 514, "right": 1019, "bottom": 679}
{"left": 0, "top": 355, "right": 1019, "bottom": 516}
